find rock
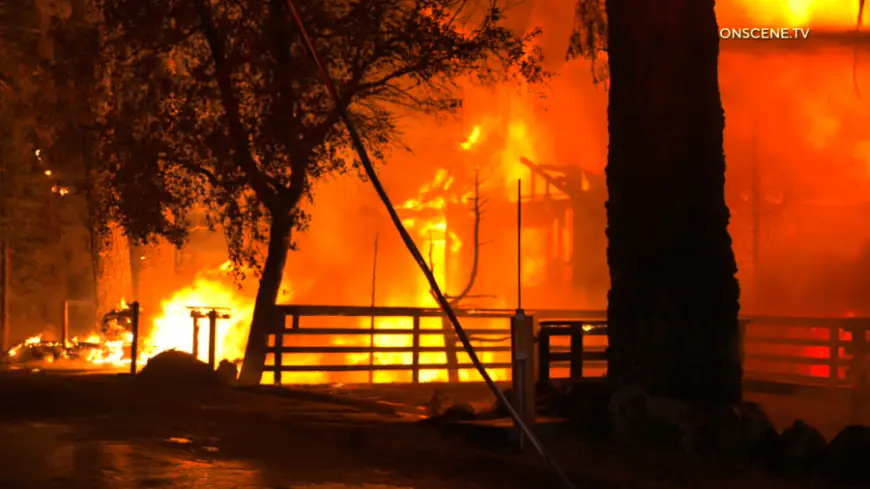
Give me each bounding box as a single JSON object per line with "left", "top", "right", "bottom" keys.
{"left": 491, "top": 384, "right": 565, "bottom": 418}
{"left": 608, "top": 385, "right": 699, "bottom": 448}
{"left": 536, "top": 383, "right": 567, "bottom": 417}
{"left": 828, "top": 424, "right": 870, "bottom": 486}
{"left": 138, "top": 350, "right": 219, "bottom": 386}
{"left": 424, "top": 389, "right": 450, "bottom": 417}
{"left": 736, "top": 401, "right": 785, "bottom": 469}
{"left": 215, "top": 360, "right": 238, "bottom": 384}
{"left": 608, "top": 384, "right": 652, "bottom": 442}
{"left": 558, "top": 379, "right": 612, "bottom": 436}
{"left": 688, "top": 402, "right": 783, "bottom": 467}
{"left": 642, "top": 396, "right": 698, "bottom": 450}
{"left": 779, "top": 419, "right": 829, "bottom": 476}
{"left": 690, "top": 404, "right": 743, "bottom": 458}
{"left": 441, "top": 403, "right": 476, "bottom": 421}
{"left": 419, "top": 402, "right": 477, "bottom": 425}
{"left": 609, "top": 391, "right": 784, "bottom": 466}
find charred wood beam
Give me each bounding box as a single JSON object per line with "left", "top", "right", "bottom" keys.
{"left": 519, "top": 157, "right": 576, "bottom": 197}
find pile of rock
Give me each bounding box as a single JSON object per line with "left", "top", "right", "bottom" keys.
{"left": 608, "top": 384, "right": 870, "bottom": 485}
{"left": 418, "top": 379, "right": 870, "bottom": 485}
{"left": 419, "top": 389, "right": 478, "bottom": 424}
{"left": 137, "top": 350, "right": 239, "bottom": 387}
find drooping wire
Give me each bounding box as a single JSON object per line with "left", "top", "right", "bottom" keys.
{"left": 282, "top": 2, "right": 576, "bottom": 488}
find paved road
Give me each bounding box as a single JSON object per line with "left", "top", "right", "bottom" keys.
{"left": 0, "top": 422, "right": 419, "bottom": 489}
{"left": 0, "top": 370, "right": 840, "bottom": 489}
{"left": 0, "top": 372, "right": 555, "bottom": 489}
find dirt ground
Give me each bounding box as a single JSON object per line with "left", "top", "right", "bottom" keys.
{"left": 0, "top": 370, "right": 846, "bottom": 489}
{"left": 292, "top": 379, "right": 868, "bottom": 437}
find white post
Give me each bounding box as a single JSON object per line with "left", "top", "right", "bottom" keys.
{"left": 511, "top": 310, "right": 536, "bottom": 448}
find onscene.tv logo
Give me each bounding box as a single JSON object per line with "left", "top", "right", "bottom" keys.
{"left": 719, "top": 27, "right": 811, "bottom": 40}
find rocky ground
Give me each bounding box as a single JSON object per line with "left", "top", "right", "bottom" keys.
{"left": 0, "top": 368, "right": 848, "bottom": 489}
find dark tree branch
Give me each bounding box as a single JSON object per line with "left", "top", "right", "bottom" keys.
{"left": 450, "top": 166, "right": 483, "bottom": 304}
{"left": 192, "top": 0, "right": 280, "bottom": 211}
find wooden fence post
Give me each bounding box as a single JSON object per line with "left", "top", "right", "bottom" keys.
{"left": 129, "top": 301, "right": 139, "bottom": 375}
{"left": 61, "top": 300, "right": 69, "bottom": 348}
{"left": 412, "top": 314, "right": 420, "bottom": 383}
{"left": 274, "top": 311, "right": 285, "bottom": 385}
{"left": 569, "top": 323, "right": 585, "bottom": 382}
{"left": 829, "top": 322, "right": 841, "bottom": 387}
{"left": 191, "top": 315, "right": 200, "bottom": 360}
{"left": 537, "top": 327, "right": 551, "bottom": 389}
{"left": 207, "top": 309, "right": 217, "bottom": 370}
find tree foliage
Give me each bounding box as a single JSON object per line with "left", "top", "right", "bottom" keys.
{"left": 567, "top": 0, "right": 607, "bottom": 84}
{"left": 100, "top": 0, "right": 546, "bottom": 382}
{"left": 0, "top": 0, "right": 108, "bottom": 334}
{"left": 98, "top": 0, "right": 546, "bottom": 277}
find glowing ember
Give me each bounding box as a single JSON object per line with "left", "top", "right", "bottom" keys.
{"left": 7, "top": 335, "right": 43, "bottom": 357}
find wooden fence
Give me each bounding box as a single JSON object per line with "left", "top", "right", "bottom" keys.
{"left": 261, "top": 304, "right": 870, "bottom": 392}
{"left": 261, "top": 305, "right": 604, "bottom": 385}
{"left": 741, "top": 316, "right": 870, "bottom": 390}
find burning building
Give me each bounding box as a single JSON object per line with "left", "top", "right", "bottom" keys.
{"left": 9, "top": 0, "right": 869, "bottom": 384}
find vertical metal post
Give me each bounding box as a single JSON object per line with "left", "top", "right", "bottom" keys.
{"left": 129, "top": 301, "right": 140, "bottom": 375}
{"left": 61, "top": 300, "right": 69, "bottom": 348}
{"left": 511, "top": 178, "right": 535, "bottom": 447}
{"left": 517, "top": 179, "right": 522, "bottom": 310}
{"left": 511, "top": 311, "right": 536, "bottom": 448}
{"left": 207, "top": 309, "right": 217, "bottom": 370}
{"left": 191, "top": 316, "right": 200, "bottom": 360}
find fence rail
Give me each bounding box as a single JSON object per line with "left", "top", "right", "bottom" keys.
{"left": 263, "top": 304, "right": 870, "bottom": 392}
{"left": 264, "top": 305, "right": 603, "bottom": 384}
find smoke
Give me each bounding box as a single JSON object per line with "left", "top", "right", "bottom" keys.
{"left": 720, "top": 43, "right": 870, "bottom": 315}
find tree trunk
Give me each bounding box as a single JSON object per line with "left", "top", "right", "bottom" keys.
{"left": 238, "top": 214, "right": 293, "bottom": 385}
{"left": 605, "top": 0, "right": 742, "bottom": 405}
{"left": 128, "top": 238, "right": 142, "bottom": 301}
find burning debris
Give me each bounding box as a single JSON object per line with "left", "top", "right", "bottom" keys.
{"left": 137, "top": 350, "right": 224, "bottom": 386}
{"left": 3, "top": 335, "right": 65, "bottom": 365}
{"left": 1, "top": 272, "right": 250, "bottom": 374}
{"left": 2, "top": 330, "right": 130, "bottom": 368}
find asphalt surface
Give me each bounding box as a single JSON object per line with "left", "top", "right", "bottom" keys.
{"left": 0, "top": 369, "right": 838, "bottom": 489}
{"left": 0, "top": 371, "right": 556, "bottom": 489}
{"left": 0, "top": 422, "right": 420, "bottom": 489}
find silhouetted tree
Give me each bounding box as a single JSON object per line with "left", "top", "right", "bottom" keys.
{"left": 100, "top": 0, "right": 546, "bottom": 384}
{"left": 570, "top": 0, "right": 742, "bottom": 404}
{"left": 0, "top": 0, "right": 104, "bottom": 335}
